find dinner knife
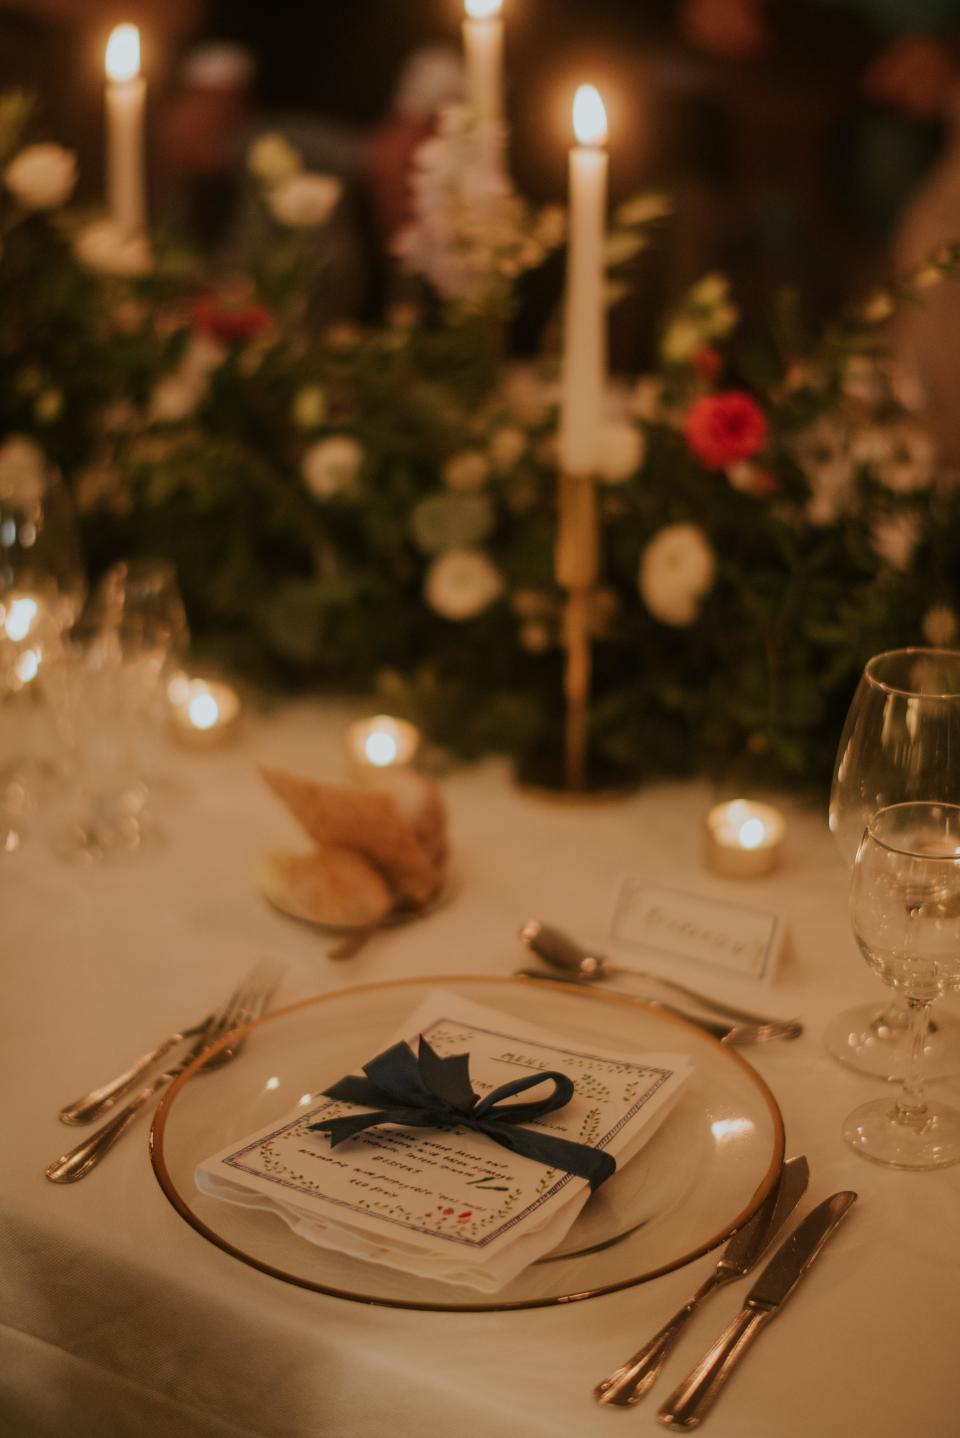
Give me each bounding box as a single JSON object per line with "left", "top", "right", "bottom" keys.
{"left": 656, "top": 1190, "right": 858, "bottom": 1431}
{"left": 594, "top": 1155, "right": 809, "bottom": 1406}
{"left": 519, "top": 920, "right": 793, "bottom": 1029}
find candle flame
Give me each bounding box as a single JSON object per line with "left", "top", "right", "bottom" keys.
{"left": 465, "top": 0, "right": 502, "bottom": 17}
{"left": 573, "top": 84, "right": 607, "bottom": 146}
{"left": 364, "top": 730, "right": 400, "bottom": 767}
{"left": 738, "top": 817, "right": 767, "bottom": 850}
{"left": 106, "top": 24, "right": 141, "bottom": 82}
{"left": 3, "top": 596, "right": 38, "bottom": 643}
{"left": 188, "top": 691, "right": 220, "bottom": 731}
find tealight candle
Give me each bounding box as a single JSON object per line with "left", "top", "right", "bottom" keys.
{"left": 703, "top": 798, "right": 785, "bottom": 879}
{"left": 168, "top": 675, "right": 241, "bottom": 748}
{"left": 346, "top": 714, "right": 421, "bottom": 774}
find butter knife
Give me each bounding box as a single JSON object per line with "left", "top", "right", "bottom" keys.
{"left": 519, "top": 920, "right": 796, "bottom": 1029}
{"left": 657, "top": 1190, "right": 858, "bottom": 1430}
{"left": 595, "top": 1155, "right": 809, "bottom": 1406}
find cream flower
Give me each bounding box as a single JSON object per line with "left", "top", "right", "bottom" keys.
{"left": 181, "top": 332, "right": 227, "bottom": 379}
{"left": 149, "top": 372, "right": 207, "bottom": 424}
{"left": 853, "top": 421, "right": 936, "bottom": 494}
{"left": 922, "top": 604, "right": 959, "bottom": 647}
{"left": 248, "top": 133, "right": 301, "bottom": 185}
{"left": 638, "top": 523, "right": 716, "bottom": 627}
{"left": 34, "top": 389, "right": 62, "bottom": 424}
{"left": 267, "top": 172, "right": 342, "bottom": 228}
{"left": 631, "top": 376, "right": 664, "bottom": 423}
{"left": 4, "top": 143, "right": 76, "bottom": 210}
{"left": 443, "top": 451, "right": 489, "bottom": 493}
{"left": 488, "top": 426, "right": 526, "bottom": 474}
{"left": 424, "top": 548, "right": 503, "bottom": 620}
{"left": 871, "top": 513, "right": 921, "bottom": 572}
{"left": 660, "top": 317, "right": 703, "bottom": 364}
{"left": 793, "top": 416, "right": 854, "bottom": 526}
{"left": 596, "top": 420, "right": 645, "bottom": 483}
{"left": 501, "top": 365, "right": 555, "bottom": 427}
{"left": 73, "top": 219, "right": 152, "bottom": 278}
{"left": 302, "top": 436, "right": 364, "bottom": 500}
{"left": 519, "top": 619, "right": 552, "bottom": 653}
{"left": 0, "top": 435, "right": 46, "bottom": 507}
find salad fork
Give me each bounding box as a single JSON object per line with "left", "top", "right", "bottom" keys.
{"left": 45, "top": 958, "right": 285, "bottom": 1184}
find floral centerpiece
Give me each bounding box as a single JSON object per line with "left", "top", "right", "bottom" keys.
{"left": 2, "top": 89, "right": 959, "bottom": 790}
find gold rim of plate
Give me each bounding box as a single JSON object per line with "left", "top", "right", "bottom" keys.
{"left": 149, "top": 974, "right": 785, "bottom": 1312}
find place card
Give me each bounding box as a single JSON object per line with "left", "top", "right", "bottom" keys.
{"left": 609, "top": 877, "right": 785, "bottom": 983}
{"left": 195, "top": 990, "right": 692, "bottom": 1293}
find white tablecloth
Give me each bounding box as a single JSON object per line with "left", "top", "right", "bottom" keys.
{"left": 3, "top": 700, "right": 958, "bottom": 1438}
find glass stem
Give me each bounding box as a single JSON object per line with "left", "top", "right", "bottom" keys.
{"left": 895, "top": 996, "right": 932, "bottom": 1123}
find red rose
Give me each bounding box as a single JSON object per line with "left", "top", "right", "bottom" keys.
{"left": 691, "top": 346, "right": 722, "bottom": 381}
{"left": 191, "top": 294, "right": 273, "bottom": 343}
{"left": 683, "top": 391, "right": 767, "bottom": 470}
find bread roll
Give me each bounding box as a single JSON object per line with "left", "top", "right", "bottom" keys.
{"left": 259, "top": 846, "right": 394, "bottom": 929}
{"left": 260, "top": 767, "right": 441, "bottom": 907}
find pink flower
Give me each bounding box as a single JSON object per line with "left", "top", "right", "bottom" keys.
{"left": 683, "top": 391, "right": 767, "bottom": 470}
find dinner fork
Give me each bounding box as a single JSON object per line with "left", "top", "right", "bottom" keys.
{"left": 45, "top": 958, "right": 285, "bottom": 1184}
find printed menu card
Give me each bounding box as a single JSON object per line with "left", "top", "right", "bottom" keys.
{"left": 196, "top": 990, "right": 693, "bottom": 1292}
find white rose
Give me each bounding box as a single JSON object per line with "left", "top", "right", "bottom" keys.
{"left": 922, "top": 604, "right": 959, "bottom": 647}
{"left": 638, "top": 522, "right": 716, "bottom": 627}
{"left": 73, "top": 219, "right": 152, "bottom": 278}
{"left": 267, "top": 172, "right": 342, "bottom": 228}
{"left": 424, "top": 548, "right": 504, "bottom": 620}
{"left": 871, "top": 513, "right": 920, "bottom": 572}
{"left": 149, "top": 372, "right": 207, "bottom": 424}
{"left": 596, "top": 420, "right": 645, "bottom": 483}
{"left": 0, "top": 435, "right": 46, "bottom": 506}
{"left": 443, "top": 451, "right": 489, "bottom": 493}
{"left": 631, "top": 376, "right": 663, "bottom": 422}
{"left": 488, "top": 426, "right": 526, "bottom": 474}
{"left": 248, "top": 133, "right": 301, "bottom": 185}
{"left": 302, "top": 436, "right": 364, "bottom": 500}
{"left": 4, "top": 143, "right": 76, "bottom": 210}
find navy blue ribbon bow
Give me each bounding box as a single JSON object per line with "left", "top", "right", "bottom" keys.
{"left": 309, "top": 1036, "right": 615, "bottom": 1192}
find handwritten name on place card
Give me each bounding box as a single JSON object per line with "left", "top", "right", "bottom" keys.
{"left": 610, "top": 878, "right": 784, "bottom": 982}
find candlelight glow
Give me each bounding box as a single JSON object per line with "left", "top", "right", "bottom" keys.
{"left": 465, "top": 0, "right": 502, "bottom": 17}
{"left": 188, "top": 691, "right": 220, "bottom": 731}
{"left": 364, "top": 730, "right": 400, "bottom": 767}
{"left": 738, "top": 817, "right": 767, "bottom": 850}
{"left": 105, "top": 24, "right": 141, "bottom": 83}
{"left": 3, "top": 596, "right": 38, "bottom": 643}
{"left": 573, "top": 85, "right": 608, "bottom": 147}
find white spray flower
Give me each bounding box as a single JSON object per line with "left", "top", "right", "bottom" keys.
{"left": 443, "top": 451, "right": 489, "bottom": 493}
{"left": 870, "top": 512, "right": 921, "bottom": 572}
{"left": 596, "top": 419, "right": 645, "bottom": 483}
{"left": 302, "top": 436, "right": 364, "bottom": 500}
{"left": 424, "top": 548, "right": 503, "bottom": 620}
{"left": 73, "top": 219, "right": 152, "bottom": 278}
{"left": 638, "top": 522, "right": 716, "bottom": 627}
{"left": 4, "top": 143, "right": 76, "bottom": 209}
{"left": 267, "top": 172, "right": 342, "bottom": 228}
{"left": 248, "top": 133, "right": 301, "bottom": 185}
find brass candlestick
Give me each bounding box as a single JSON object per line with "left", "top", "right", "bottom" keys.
{"left": 555, "top": 473, "right": 599, "bottom": 792}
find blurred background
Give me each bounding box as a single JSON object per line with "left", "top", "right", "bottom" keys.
{"left": 3, "top": 0, "right": 960, "bottom": 360}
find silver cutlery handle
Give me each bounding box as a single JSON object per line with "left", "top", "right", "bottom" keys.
{"left": 46, "top": 1075, "right": 166, "bottom": 1183}
{"left": 657, "top": 1306, "right": 771, "bottom": 1431}
{"left": 59, "top": 1038, "right": 181, "bottom": 1125}
{"left": 595, "top": 1275, "right": 723, "bottom": 1407}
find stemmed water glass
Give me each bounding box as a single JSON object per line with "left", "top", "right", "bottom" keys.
{"left": 52, "top": 558, "right": 189, "bottom": 860}
{"left": 0, "top": 451, "right": 86, "bottom": 851}
{"left": 846, "top": 802, "right": 960, "bottom": 1168}
{"left": 827, "top": 648, "right": 960, "bottom": 1078}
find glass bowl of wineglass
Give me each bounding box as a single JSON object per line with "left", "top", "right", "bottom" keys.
{"left": 845, "top": 801, "right": 960, "bottom": 1168}
{"left": 827, "top": 648, "right": 960, "bottom": 1079}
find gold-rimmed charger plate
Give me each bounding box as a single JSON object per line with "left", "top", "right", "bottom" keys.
{"left": 150, "top": 975, "right": 784, "bottom": 1312}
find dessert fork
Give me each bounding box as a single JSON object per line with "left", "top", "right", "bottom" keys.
{"left": 45, "top": 957, "right": 285, "bottom": 1184}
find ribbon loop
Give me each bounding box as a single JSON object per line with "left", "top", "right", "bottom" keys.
{"left": 310, "top": 1036, "right": 615, "bottom": 1192}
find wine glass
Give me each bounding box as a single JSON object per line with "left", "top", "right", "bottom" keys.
{"left": 52, "top": 559, "right": 189, "bottom": 861}
{"left": 0, "top": 448, "right": 86, "bottom": 851}
{"left": 827, "top": 647, "right": 960, "bottom": 1078}
{"left": 845, "top": 802, "right": 960, "bottom": 1168}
